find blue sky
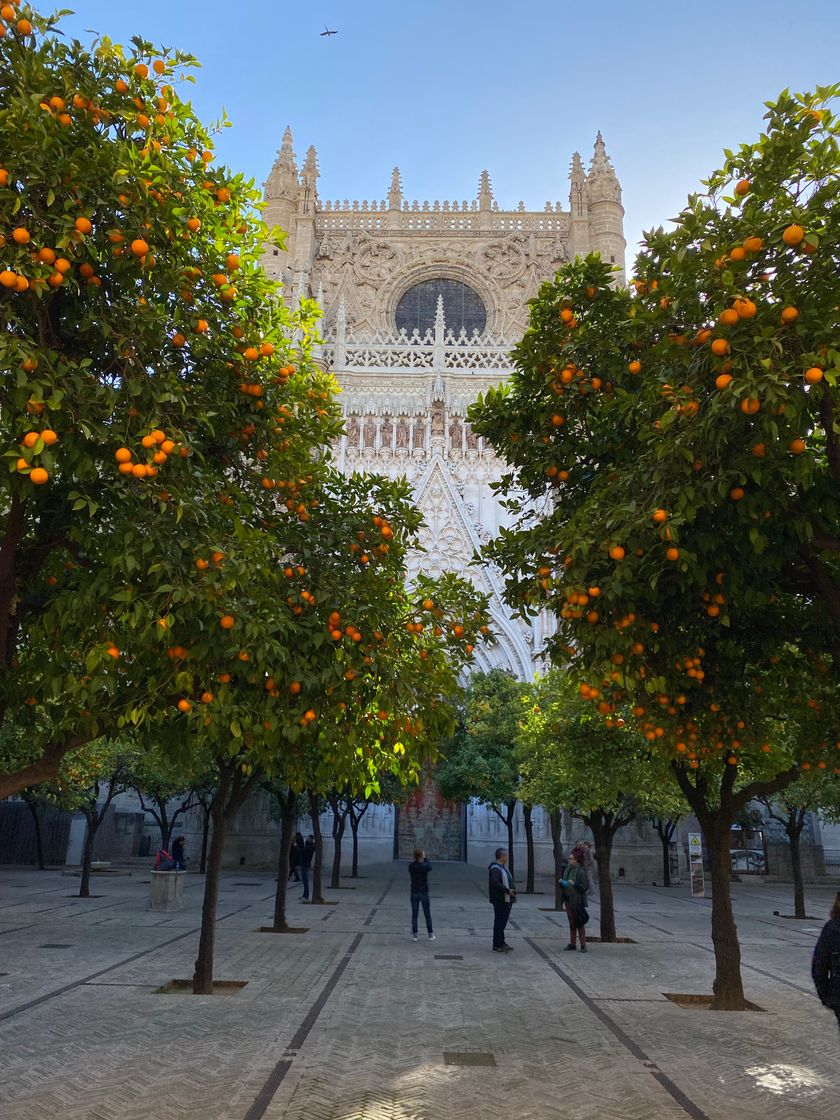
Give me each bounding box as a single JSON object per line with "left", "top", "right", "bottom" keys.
{"left": 61, "top": 1, "right": 840, "bottom": 267}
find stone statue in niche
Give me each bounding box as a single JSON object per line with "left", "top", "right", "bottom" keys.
{"left": 396, "top": 416, "right": 409, "bottom": 448}
{"left": 380, "top": 414, "right": 393, "bottom": 448}
{"left": 465, "top": 423, "right": 478, "bottom": 449}
{"left": 431, "top": 403, "right": 445, "bottom": 436}
{"left": 363, "top": 417, "right": 377, "bottom": 448}
{"left": 345, "top": 415, "right": 359, "bottom": 446}
{"left": 449, "top": 415, "right": 463, "bottom": 449}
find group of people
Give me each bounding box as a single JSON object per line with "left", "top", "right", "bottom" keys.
{"left": 153, "top": 836, "right": 187, "bottom": 871}
{"left": 287, "top": 832, "right": 316, "bottom": 900}
{"left": 407, "top": 841, "right": 593, "bottom": 953}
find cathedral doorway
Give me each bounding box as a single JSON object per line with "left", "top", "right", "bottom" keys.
{"left": 393, "top": 771, "right": 465, "bottom": 860}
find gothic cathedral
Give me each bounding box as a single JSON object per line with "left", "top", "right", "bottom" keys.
{"left": 261, "top": 129, "right": 625, "bottom": 682}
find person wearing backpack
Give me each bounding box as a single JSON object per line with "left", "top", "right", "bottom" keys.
{"left": 559, "top": 845, "right": 590, "bottom": 952}
{"left": 812, "top": 891, "right": 840, "bottom": 1034}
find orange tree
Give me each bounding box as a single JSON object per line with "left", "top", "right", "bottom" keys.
{"left": 469, "top": 87, "right": 840, "bottom": 1007}
{"left": 517, "top": 669, "right": 681, "bottom": 938}
{"left": 105, "top": 463, "right": 490, "bottom": 989}
{"left": 0, "top": 4, "right": 345, "bottom": 796}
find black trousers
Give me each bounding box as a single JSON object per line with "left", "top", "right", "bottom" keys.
{"left": 492, "top": 900, "right": 512, "bottom": 948}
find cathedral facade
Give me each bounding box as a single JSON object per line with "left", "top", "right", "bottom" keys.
{"left": 260, "top": 128, "right": 626, "bottom": 681}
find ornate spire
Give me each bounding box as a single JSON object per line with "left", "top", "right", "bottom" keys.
{"left": 265, "top": 125, "right": 298, "bottom": 199}
{"left": 388, "top": 167, "right": 403, "bottom": 209}
{"left": 301, "top": 144, "right": 319, "bottom": 191}
{"left": 569, "top": 151, "right": 586, "bottom": 217}
{"left": 478, "top": 169, "right": 493, "bottom": 211}
{"left": 587, "top": 132, "right": 621, "bottom": 203}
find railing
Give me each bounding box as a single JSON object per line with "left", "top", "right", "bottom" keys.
{"left": 825, "top": 855, "right": 840, "bottom": 876}
{"left": 320, "top": 308, "right": 514, "bottom": 377}
{"left": 315, "top": 201, "right": 569, "bottom": 234}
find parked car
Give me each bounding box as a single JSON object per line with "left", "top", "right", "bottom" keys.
{"left": 730, "top": 848, "right": 766, "bottom": 872}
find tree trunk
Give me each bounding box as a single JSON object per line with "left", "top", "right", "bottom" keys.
{"left": 661, "top": 830, "right": 672, "bottom": 888}
{"left": 549, "top": 809, "right": 564, "bottom": 911}
{"left": 272, "top": 790, "right": 296, "bottom": 932}
{"left": 590, "top": 819, "right": 617, "bottom": 943}
{"left": 503, "top": 800, "right": 516, "bottom": 879}
{"left": 79, "top": 807, "right": 96, "bottom": 898}
{"left": 199, "top": 804, "right": 211, "bottom": 874}
{"left": 706, "top": 824, "right": 747, "bottom": 1009}
{"left": 330, "top": 804, "right": 346, "bottom": 890}
{"left": 523, "top": 804, "right": 535, "bottom": 893}
{"left": 350, "top": 814, "right": 360, "bottom": 877}
{"left": 26, "top": 799, "right": 45, "bottom": 870}
{"left": 309, "top": 791, "right": 324, "bottom": 903}
{"left": 192, "top": 764, "right": 257, "bottom": 994}
{"left": 788, "top": 820, "right": 807, "bottom": 919}
{"left": 193, "top": 792, "right": 227, "bottom": 994}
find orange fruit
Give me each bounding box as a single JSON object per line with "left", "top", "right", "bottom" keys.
{"left": 259, "top": 342, "right": 275, "bottom": 357}
{"left": 219, "top": 614, "right": 235, "bottom": 629}
{"left": 780, "top": 306, "right": 798, "bottom": 324}
{"left": 734, "top": 179, "right": 750, "bottom": 196}
{"left": 40, "top": 429, "right": 58, "bottom": 446}
{"left": 290, "top": 681, "right": 302, "bottom": 694}
{"left": 106, "top": 646, "right": 121, "bottom": 659}
{"left": 729, "top": 247, "right": 746, "bottom": 262}
{"left": 742, "top": 236, "right": 763, "bottom": 253}
{"left": 38, "top": 247, "right": 56, "bottom": 264}
{"left": 115, "top": 448, "right": 133, "bottom": 464}
{"left": 29, "top": 467, "right": 49, "bottom": 485}
{"left": 194, "top": 319, "right": 209, "bottom": 333}
{"left": 665, "top": 546, "right": 680, "bottom": 561}
{"left": 740, "top": 398, "right": 760, "bottom": 415}
{"left": 804, "top": 367, "right": 824, "bottom": 384}
{"left": 782, "top": 224, "right": 804, "bottom": 246}
{"left": 751, "top": 442, "right": 766, "bottom": 457}
{"left": 789, "top": 438, "right": 806, "bottom": 454}
{"left": 201, "top": 691, "right": 214, "bottom": 704}
{"left": 118, "top": 462, "right": 134, "bottom": 475}
{"left": 177, "top": 698, "right": 191, "bottom": 713}
{"left": 130, "top": 238, "right": 149, "bottom": 257}
{"left": 652, "top": 509, "right": 668, "bottom": 523}
{"left": 12, "top": 227, "right": 30, "bottom": 245}
{"left": 627, "top": 360, "right": 642, "bottom": 374}
{"left": 153, "top": 59, "right": 166, "bottom": 75}
{"left": 730, "top": 487, "right": 745, "bottom": 501}
{"left": 226, "top": 254, "right": 240, "bottom": 271}
{"left": 715, "top": 373, "right": 733, "bottom": 390}
{"left": 243, "top": 346, "right": 260, "bottom": 361}
{"left": 171, "top": 332, "right": 186, "bottom": 347}
{"left": 134, "top": 63, "right": 149, "bottom": 79}
{"left": 131, "top": 463, "right": 147, "bottom": 478}
{"left": 195, "top": 558, "right": 209, "bottom": 570}
{"left": 74, "top": 216, "right": 92, "bottom": 235}
{"left": 610, "top": 545, "right": 625, "bottom": 561}
{"left": 710, "top": 338, "right": 730, "bottom": 356}
{"left": 719, "top": 309, "right": 739, "bottom": 326}
{"left": 16, "top": 18, "right": 32, "bottom": 35}
{"left": 733, "top": 298, "right": 756, "bottom": 319}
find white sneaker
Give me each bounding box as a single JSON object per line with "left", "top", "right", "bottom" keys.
{"left": 428, "top": 934, "right": 436, "bottom": 941}
{"left": 412, "top": 935, "right": 418, "bottom": 942}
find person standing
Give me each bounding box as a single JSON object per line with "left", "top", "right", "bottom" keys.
{"left": 171, "top": 835, "right": 186, "bottom": 870}
{"left": 559, "top": 845, "right": 590, "bottom": 952}
{"left": 488, "top": 847, "right": 516, "bottom": 952}
{"left": 300, "top": 835, "right": 316, "bottom": 900}
{"left": 288, "top": 832, "right": 304, "bottom": 883}
{"left": 812, "top": 891, "right": 840, "bottom": 1035}
{"left": 408, "top": 848, "right": 435, "bottom": 942}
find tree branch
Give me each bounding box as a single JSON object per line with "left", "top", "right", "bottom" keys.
{"left": 819, "top": 386, "right": 840, "bottom": 489}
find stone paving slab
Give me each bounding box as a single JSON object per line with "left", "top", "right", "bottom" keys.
{"left": 0, "top": 862, "right": 838, "bottom": 1119}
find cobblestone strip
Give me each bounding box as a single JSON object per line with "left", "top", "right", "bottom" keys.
{"left": 242, "top": 934, "right": 364, "bottom": 1120}
{"left": 525, "top": 937, "right": 711, "bottom": 1120}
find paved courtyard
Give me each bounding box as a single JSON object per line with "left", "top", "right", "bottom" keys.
{"left": 0, "top": 860, "right": 838, "bottom": 1120}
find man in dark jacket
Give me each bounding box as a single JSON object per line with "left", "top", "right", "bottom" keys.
{"left": 300, "top": 835, "right": 316, "bottom": 901}
{"left": 408, "top": 848, "right": 435, "bottom": 942}
{"left": 488, "top": 847, "right": 516, "bottom": 952}
{"left": 812, "top": 892, "right": 840, "bottom": 1034}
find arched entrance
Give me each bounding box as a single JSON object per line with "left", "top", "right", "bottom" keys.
{"left": 394, "top": 771, "right": 465, "bottom": 860}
